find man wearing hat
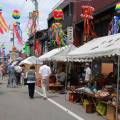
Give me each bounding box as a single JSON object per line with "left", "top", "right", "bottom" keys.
{"left": 84, "top": 63, "right": 92, "bottom": 83}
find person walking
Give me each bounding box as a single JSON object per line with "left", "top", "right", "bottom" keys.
{"left": 9, "top": 65, "right": 17, "bottom": 88}
{"left": 26, "top": 65, "right": 36, "bottom": 99}
{"left": 20, "top": 64, "right": 25, "bottom": 86}
{"left": 0, "top": 64, "right": 3, "bottom": 81}
{"left": 39, "top": 62, "right": 51, "bottom": 99}
{"left": 14, "top": 64, "right": 22, "bottom": 86}
{"left": 7, "top": 63, "right": 12, "bottom": 87}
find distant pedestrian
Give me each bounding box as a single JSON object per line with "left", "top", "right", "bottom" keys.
{"left": 7, "top": 63, "right": 12, "bottom": 87}
{"left": 39, "top": 62, "right": 51, "bottom": 99}
{"left": 9, "top": 65, "right": 17, "bottom": 88}
{"left": 0, "top": 64, "right": 3, "bottom": 81}
{"left": 20, "top": 64, "right": 25, "bottom": 85}
{"left": 26, "top": 65, "right": 36, "bottom": 99}
{"left": 14, "top": 64, "right": 22, "bottom": 85}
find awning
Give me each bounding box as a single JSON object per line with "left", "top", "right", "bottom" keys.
{"left": 68, "top": 33, "right": 120, "bottom": 61}
{"left": 51, "top": 44, "right": 77, "bottom": 62}
{"left": 19, "top": 56, "right": 42, "bottom": 65}
{"left": 39, "top": 47, "right": 64, "bottom": 61}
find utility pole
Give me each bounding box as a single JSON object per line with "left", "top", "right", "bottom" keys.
{"left": 9, "top": 25, "right": 16, "bottom": 61}
{"left": 31, "top": 0, "right": 39, "bottom": 56}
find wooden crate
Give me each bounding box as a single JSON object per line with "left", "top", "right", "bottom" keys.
{"left": 69, "top": 92, "right": 78, "bottom": 103}
{"left": 49, "top": 84, "right": 64, "bottom": 91}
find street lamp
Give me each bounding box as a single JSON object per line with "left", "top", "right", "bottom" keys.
{"left": 9, "top": 25, "right": 15, "bottom": 47}
{"left": 30, "top": 0, "right": 39, "bottom": 56}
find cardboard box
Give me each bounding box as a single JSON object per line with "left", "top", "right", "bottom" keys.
{"left": 106, "top": 105, "right": 115, "bottom": 120}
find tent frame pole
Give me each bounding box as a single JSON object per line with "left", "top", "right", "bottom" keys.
{"left": 65, "top": 58, "right": 68, "bottom": 101}
{"left": 116, "top": 55, "right": 120, "bottom": 120}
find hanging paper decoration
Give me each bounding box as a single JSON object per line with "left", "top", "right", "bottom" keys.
{"left": 12, "top": 46, "right": 17, "bottom": 61}
{"left": 0, "top": 10, "right": 9, "bottom": 34}
{"left": 12, "top": 46, "right": 17, "bottom": 52}
{"left": 13, "top": 22, "right": 23, "bottom": 45}
{"left": 22, "top": 43, "right": 30, "bottom": 56}
{"left": 115, "top": 2, "right": 120, "bottom": 14}
{"left": 110, "top": 2, "right": 120, "bottom": 34}
{"left": 49, "top": 22, "right": 67, "bottom": 47}
{"left": 81, "top": 5, "right": 96, "bottom": 42}
{"left": 12, "top": 10, "right": 23, "bottom": 45}
{"left": 53, "top": 7, "right": 64, "bottom": 21}
{"left": 50, "top": 7, "right": 67, "bottom": 47}
{"left": 12, "top": 10, "right": 20, "bottom": 19}
{"left": 35, "top": 40, "right": 41, "bottom": 56}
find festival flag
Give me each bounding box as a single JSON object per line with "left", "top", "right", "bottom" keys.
{"left": 0, "top": 12, "right": 9, "bottom": 34}
{"left": 13, "top": 23, "right": 23, "bottom": 45}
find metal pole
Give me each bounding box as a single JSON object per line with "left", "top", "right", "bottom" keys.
{"left": 29, "top": 0, "right": 38, "bottom": 55}
{"left": 13, "top": 28, "right": 14, "bottom": 47}
{"left": 116, "top": 55, "right": 120, "bottom": 120}
{"left": 65, "top": 58, "right": 68, "bottom": 101}
{"left": 69, "top": 0, "right": 72, "bottom": 17}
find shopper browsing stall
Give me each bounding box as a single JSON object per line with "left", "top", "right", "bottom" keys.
{"left": 57, "top": 68, "right": 66, "bottom": 86}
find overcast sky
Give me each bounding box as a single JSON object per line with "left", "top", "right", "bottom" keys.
{"left": 0, "top": 0, "right": 61, "bottom": 53}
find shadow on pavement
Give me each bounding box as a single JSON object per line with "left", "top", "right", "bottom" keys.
{"left": 34, "top": 96, "right": 43, "bottom": 99}
{"left": 47, "top": 95, "right": 59, "bottom": 98}
{"left": 0, "top": 91, "right": 4, "bottom": 95}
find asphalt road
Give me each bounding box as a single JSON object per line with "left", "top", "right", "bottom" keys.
{"left": 0, "top": 80, "right": 105, "bottom": 120}
{"left": 0, "top": 81, "right": 81, "bottom": 120}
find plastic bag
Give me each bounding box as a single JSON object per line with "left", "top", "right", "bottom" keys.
{"left": 96, "top": 102, "right": 107, "bottom": 116}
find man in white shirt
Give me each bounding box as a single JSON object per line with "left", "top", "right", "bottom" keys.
{"left": 84, "top": 63, "right": 92, "bottom": 83}
{"left": 39, "top": 62, "right": 51, "bottom": 99}
{"left": 14, "top": 65, "right": 22, "bottom": 85}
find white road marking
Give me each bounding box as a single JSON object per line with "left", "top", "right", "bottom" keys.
{"left": 35, "top": 90, "right": 85, "bottom": 120}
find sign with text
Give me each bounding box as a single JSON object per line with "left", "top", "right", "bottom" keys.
{"left": 67, "top": 26, "right": 73, "bottom": 43}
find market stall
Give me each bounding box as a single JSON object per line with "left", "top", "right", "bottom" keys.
{"left": 49, "top": 45, "right": 77, "bottom": 91}
{"left": 67, "top": 33, "right": 120, "bottom": 120}
{"left": 19, "top": 56, "right": 42, "bottom": 72}
{"left": 38, "top": 47, "right": 64, "bottom": 62}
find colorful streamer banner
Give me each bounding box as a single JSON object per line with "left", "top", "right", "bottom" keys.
{"left": 0, "top": 12, "right": 9, "bottom": 34}
{"left": 35, "top": 40, "right": 41, "bottom": 56}
{"left": 13, "top": 23, "right": 23, "bottom": 45}
{"left": 22, "top": 43, "right": 30, "bottom": 56}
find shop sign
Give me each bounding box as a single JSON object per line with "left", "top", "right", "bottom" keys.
{"left": 67, "top": 26, "right": 73, "bottom": 43}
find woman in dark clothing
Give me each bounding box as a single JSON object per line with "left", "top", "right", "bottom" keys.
{"left": 26, "top": 65, "right": 36, "bottom": 99}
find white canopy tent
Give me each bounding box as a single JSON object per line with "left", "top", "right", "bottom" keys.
{"left": 68, "top": 33, "right": 120, "bottom": 120}
{"left": 38, "top": 47, "right": 65, "bottom": 61}
{"left": 51, "top": 44, "right": 77, "bottom": 62}
{"left": 19, "top": 56, "right": 42, "bottom": 65}
{"left": 68, "top": 33, "right": 120, "bottom": 60}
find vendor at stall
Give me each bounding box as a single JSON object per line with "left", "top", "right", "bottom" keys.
{"left": 84, "top": 63, "right": 92, "bottom": 84}
{"left": 56, "top": 68, "right": 66, "bottom": 86}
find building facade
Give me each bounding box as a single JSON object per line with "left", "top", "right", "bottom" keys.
{"left": 48, "top": 0, "right": 117, "bottom": 46}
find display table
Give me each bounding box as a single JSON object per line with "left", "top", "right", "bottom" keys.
{"left": 49, "top": 84, "right": 64, "bottom": 91}
{"left": 49, "top": 74, "right": 56, "bottom": 84}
